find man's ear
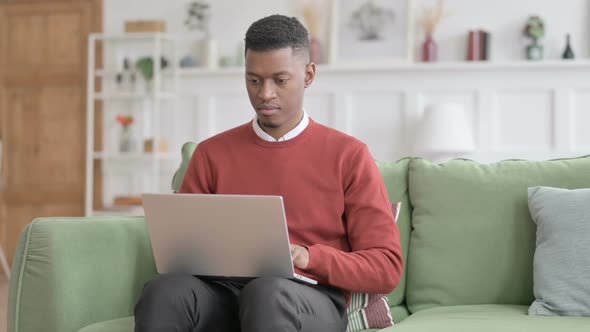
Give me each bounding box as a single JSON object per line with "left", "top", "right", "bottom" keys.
{"left": 304, "top": 63, "right": 316, "bottom": 88}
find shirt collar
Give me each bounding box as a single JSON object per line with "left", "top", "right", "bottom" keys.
{"left": 252, "top": 110, "right": 309, "bottom": 142}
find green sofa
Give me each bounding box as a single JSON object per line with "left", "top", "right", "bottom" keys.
{"left": 8, "top": 147, "right": 590, "bottom": 332}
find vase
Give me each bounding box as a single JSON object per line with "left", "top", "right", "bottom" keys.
{"left": 526, "top": 41, "right": 543, "bottom": 61}
{"left": 562, "top": 34, "right": 575, "bottom": 59}
{"left": 421, "top": 35, "right": 438, "bottom": 62}
{"left": 119, "top": 126, "right": 134, "bottom": 153}
{"left": 198, "top": 38, "right": 218, "bottom": 69}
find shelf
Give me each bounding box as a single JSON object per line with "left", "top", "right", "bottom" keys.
{"left": 95, "top": 69, "right": 176, "bottom": 78}
{"left": 178, "top": 60, "right": 590, "bottom": 77}
{"left": 93, "top": 151, "right": 177, "bottom": 161}
{"left": 87, "top": 33, "right": 181, "bottom": 218}
{"left": 94, "top": 92, "right": 177, "bottom": 100}
{"left": 318, "top": 59, "right": 590, "bottom": 72}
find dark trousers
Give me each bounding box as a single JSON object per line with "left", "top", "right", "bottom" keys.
{"left": 134, "top": 274, "right": 348, "bottom": 332}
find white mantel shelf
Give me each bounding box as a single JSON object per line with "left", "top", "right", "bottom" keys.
{"left": 179, "top": 60, "right": 590, "bottom": 77}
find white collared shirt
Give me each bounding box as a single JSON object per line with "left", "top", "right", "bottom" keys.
{"left": 252, "top": 110, "right": 309, "bottom": 142}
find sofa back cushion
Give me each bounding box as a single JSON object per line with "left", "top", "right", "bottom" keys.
{"left": 171, "top": 142, "right": 198, "bottom": 192}
{"left": 406, "top": 156, "right": 590, "bottom": 313}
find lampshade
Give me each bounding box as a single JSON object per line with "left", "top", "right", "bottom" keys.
{"left": 415, "top": 103, "right": 475, "bottom": 154}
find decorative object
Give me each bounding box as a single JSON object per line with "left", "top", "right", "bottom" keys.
{"left": 124, "top": 20, "right": 166, "bottom": 33}
{"left": 330, "top": 0, "right": 413, "bottom": 64}
{"left": 202, "top": 39, "right": 219, "bottom": 69}
{"left": 467, "top": 30, "right": 490, "bottom": 61}
{"left": 303, "top": 0, "right": 324, "bottom": 64}
{"left": 418, "top": 0, "right": 446, "bottom": 62}
{"left": 135, "top": 56, "right": 169, "bottom": 91}
{"left": 116, "top": 115, "right": 135, "bottom": 153}
{"left": 524, "top": 16, "right": 545, "bottom": 61}
{"left": 135, "top": 57, "right": 169, "bottom": 81}
{"left": 115, "top": 58, "right": 137, "bottom": 92}
{"left": 235, "top": 42, "right": 245, "bottom": 67}
{"left": 346, "top": 201, "right": 402, "bottom": 332}
{"left": 527, "top": 186, "right": 590, "bottom": 317}
{"left": 347, "top": 293, "right": 393, "bottom": 331}
{"left": 179, "top": 55, "right": 198, "bottom": 68}
{"left": 562, "top": 33, "right": 575, "bottom": 59}
{"left": 414, "top": 102, "right": 475, "bottom": 161}
{"left": 219, "top": 55, "right": 234, "bottom": 67}
{"left": 184, "top": 1, "right": 211, "bottom": 32}
{"left": 184, "top": 1, "right": 218, "bottom": 69}
{"left": 144, "top": 138, "right": 169, "bottom": 153}
{"left": 113, "top": 195, "right": 143, "bottom": 206}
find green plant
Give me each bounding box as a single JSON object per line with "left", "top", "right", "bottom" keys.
{"left": 524, "top": 16, "right": 545, "bottom": 42}
{"left": 135, "top": 57, "right": 169, "bottom": 81}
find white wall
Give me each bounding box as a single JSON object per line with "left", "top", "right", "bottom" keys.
{"left": 105, "top": 0, "right": 590, "bottom": 62}
{"left": 177, "top": 62, "right": 590, "bottom": 164}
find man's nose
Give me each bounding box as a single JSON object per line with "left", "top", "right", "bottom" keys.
{"left": 258, "top": 81, "right": 276, "bottom": 100}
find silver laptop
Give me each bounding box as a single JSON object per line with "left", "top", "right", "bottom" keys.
{"left": 142, "top": 193, "right": 317, "bottom": 284}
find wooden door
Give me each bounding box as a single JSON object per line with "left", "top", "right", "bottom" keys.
{"left": 0, "top": 0, "right": 102, "bottom": 266}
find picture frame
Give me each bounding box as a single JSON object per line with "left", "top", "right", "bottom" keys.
{"left": 329, "top": 0, "right": 414, "bottom": 65}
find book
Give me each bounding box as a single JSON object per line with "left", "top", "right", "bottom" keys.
{"left": 467, "top": 30, "right": 491, "bottom": 61}
{"left": 467, "top": 30, "right": 480, "bottom": 61}
{"left": 479, "top": 30, "right": 490, "bottom": 61}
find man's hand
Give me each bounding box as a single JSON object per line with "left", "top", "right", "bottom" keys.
{"left": 290, "top": 244, "right": 310, "bottom": 269}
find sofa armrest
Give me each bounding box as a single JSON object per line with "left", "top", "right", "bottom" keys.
{"left": 8, "top": 217, "right": 157, "bottom": 332}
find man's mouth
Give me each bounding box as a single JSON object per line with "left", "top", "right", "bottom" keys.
{"left": 257, "top": 105, "right": 280, "bottom": 116}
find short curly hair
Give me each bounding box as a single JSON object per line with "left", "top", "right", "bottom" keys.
{"left": 245, "top": 14, "right": 310, "bottom": 60}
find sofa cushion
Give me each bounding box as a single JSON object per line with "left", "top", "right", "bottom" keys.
{"left": 378, "top": 305, "right": 590, "bottom": 332}
{"left": 77, "top": 316, "right": 382, "bottom": 332}
{"left": 527, "top": 186, "right": 590, "bottom": 316}
{"left": 406, "top": 156, "right": 590, "bottom": 313}
{"left": 78, "top": 316, "right": 134, "bottom": 332}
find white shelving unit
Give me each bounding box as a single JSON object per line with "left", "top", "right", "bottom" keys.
{"left": 85, "top": 33, "right": 181, "bottom": 217}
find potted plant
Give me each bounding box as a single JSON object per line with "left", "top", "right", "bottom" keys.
{"left": 134, "top": 56, "right": 169, "bottom": 92}
{"left": 184, "top": 0, "right": 217, "bottom": 68}
{"left": 524, "top": 16, "right": 545, "bottom": 60}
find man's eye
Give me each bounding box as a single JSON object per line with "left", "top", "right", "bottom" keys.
{"left": 276, "top": 78, "right": 288, "bottom": 85}
{"left": 248, "top": 79, "right": 259, "bottom": 84}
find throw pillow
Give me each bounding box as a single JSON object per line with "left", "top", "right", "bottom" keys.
{"left": 346, "top": 202, "right": 401, "bottom": 331}
{"left": 528, "top": 186, "right": 590, "bottom": 317}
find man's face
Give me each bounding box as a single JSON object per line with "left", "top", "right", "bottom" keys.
{"left": 245, "top": 48, "right": 315, "bottom": 138}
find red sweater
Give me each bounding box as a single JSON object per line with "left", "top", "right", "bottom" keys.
{"left": 180, "top": 119, "right": 403, "bottom": 294}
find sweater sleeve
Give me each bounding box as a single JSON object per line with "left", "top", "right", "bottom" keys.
{"left": 178, "top": 145, "right": 214, "bottom": 194}
{"left": 305, "top": 144, "right": 403, "bottom": 294}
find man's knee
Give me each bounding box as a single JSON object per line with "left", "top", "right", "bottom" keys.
{"left": 239, "top": 277, "right": 293, "bottom": 304}
{"left": 239, "top": 277, "right": 299, "bottom": 318}
{"left": 137, "top": 273, "right": 201, "bottom": 306}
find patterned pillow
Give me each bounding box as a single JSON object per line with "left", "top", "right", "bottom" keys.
{"left": 346, "top": 202, "right": 401, "bottom": 331}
